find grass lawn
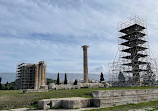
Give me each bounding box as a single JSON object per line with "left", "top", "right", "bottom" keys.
{"left": 1, "top": 86, "right": 158, "bottom": 110}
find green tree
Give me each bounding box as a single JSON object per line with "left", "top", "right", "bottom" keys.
{"left": 8, "top": 81, "right": 16, "bottom": 90}
{"left": 0, "top": 77, "right": 2, "bottom": 90}
{"left": 56, "top": 72, "right": 60, "bottom": 85}
{"left": 1, "top": 84, "right": 5, "bottom": 90}
{"left": 100, "top": 72, "right": 104, "bottom": 82}
{"left": 46, "top": 78, "right": 57, "bottom": 84}
{"left": 64, "top": 73, "right": 68, "bottom": 84}
{"left": 73, "top": 79, "right": 78, "bottom": 85}
{"left": 118, "top": 71, "right": 125, "bottom": 86}
{"left": 0, "top": 80, "right": 16, "bottom": 90}
{"left": 143, "top": 63, "right": 156, "bottom": 86}
{"left": 5, "top": 81, "right": 9, "bottom": 90}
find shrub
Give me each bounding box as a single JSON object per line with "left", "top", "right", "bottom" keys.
{"left": 73, "top": 79, "right": 78, "bottom": 85}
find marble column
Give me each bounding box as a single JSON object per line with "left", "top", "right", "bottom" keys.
{"left": 82, "top": 45, "right": 89, "bottom": 83}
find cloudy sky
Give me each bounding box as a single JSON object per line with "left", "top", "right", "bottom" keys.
{"left": 0, "top": 0, "right": 158, "bottom": 76}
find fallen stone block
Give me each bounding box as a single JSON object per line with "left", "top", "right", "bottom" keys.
{"left": 40, "top": 85, "right": 48, "bottom": 90}
{"left": 50, "top": 98, "right": 62, "bottom": 108}
{"left": 38, "top": 97, "right": 91, "bottom": 110}
{"left": 48, "top": 83, "right": 56, "bottom": 90}
{"left": 38, "top": 99, "right": 51, "bottom": 110}
{"left": 72, "top": 85, "right": 81, "bottom": 89}
{"left": 61, "top": 97, "right": 91, "bottom": 109}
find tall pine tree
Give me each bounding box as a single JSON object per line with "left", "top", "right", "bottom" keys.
{"left": 64, "top": 73, "right": 68, "bottom": 84}
{"left": 100, "top": 72, "right": 104, "bottom": 82}
{"left": 56, "top": 72, "right": 60, "bottom": 85}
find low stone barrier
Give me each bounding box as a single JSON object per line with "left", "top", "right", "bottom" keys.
{"left": 48, "top": 83, "right": 105, "bottom": 90}
{"left": 38, "top": 97, "right": 91, "bottom": 110}
{"left": 48, "top": 84, "right": 81, "bottom": 90}
{"left": 9, "top": 108, "right": 29, "bottom": 111}
{"left": 23, "top": 89, "right": 48, "bottom": 93}
{"left": 92, "top": 89, "right": 158, "bottom": 108}
{"left": 81, "top": 83, "right": 104, "bottom": 88}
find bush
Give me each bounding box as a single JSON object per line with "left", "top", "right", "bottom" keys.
{"left": 73, "top": 79, "right": 78, "bottom": 85}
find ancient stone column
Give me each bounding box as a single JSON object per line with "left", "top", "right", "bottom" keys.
{"left": 41, "top": 65, "right": 46, "bottom": 85}
{"left": 43, "top": 66, "right": 46, "bottom": 85}
{"left": 82, "top": 45, "right": 89, "bottom": 83}
{"left": 34, "top": 64, "right": 39, "bottom": 89}
{"left": 38, "top": 64, "right": 42, "bottom": 87}
{"left": 39, "top": 61, "right": 46, "bottom": 86}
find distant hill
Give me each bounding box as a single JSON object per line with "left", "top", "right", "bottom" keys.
{"left": 0, "top": 73, "right": 108, "bottom": 84}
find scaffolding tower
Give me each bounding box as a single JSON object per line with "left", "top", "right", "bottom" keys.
{"left": 109, "top": 15, "right": 158, "bottom": 86}
{"left": 16, "top": 61, "right": 46, "bottom": 89}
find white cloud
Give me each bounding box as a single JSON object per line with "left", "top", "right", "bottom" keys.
{"left": 0, "top": 0, "right": 158, "bottom": 82}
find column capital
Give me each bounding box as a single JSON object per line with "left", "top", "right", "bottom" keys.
{"left": 82, "top": 45, "right": 89, "bottom": 47}
{"left": 82, "top": 45, "right": 89, "bottom": 50}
